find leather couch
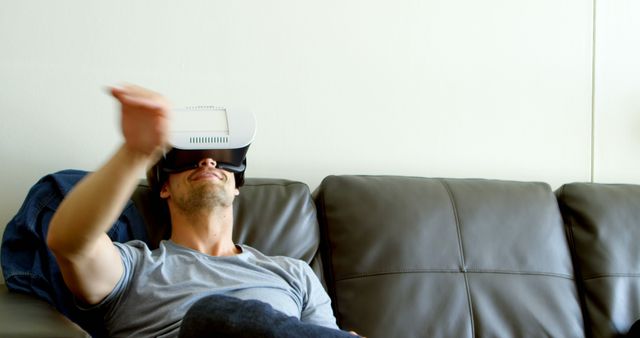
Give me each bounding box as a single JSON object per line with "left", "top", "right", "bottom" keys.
{"left": 1, "top": 174, "right": 639, "bottom": 337}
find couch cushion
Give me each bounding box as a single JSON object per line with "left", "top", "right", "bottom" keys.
{"left": 316, "top": 175, "right": 584, "bottom": 338}
{"left": 0, "top": 283, "right": 89, "bottom": 337}
{"left": 557, "top": 183, "right": 640, "bottom": 338}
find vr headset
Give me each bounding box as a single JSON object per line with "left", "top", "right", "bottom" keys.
{"left": 149, "top": 106, "right": 256, "bottom": 189}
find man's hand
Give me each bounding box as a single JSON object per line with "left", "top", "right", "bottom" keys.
{"left": 111, "top": 84, "right": 171, "bottom": 156}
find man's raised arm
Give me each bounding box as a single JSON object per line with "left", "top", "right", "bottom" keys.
{"left": 46, "top": 85, "right": 170, "bottom": 305}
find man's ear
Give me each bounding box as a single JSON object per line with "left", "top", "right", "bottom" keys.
{"left": 160, "top": 181, "right": 170, "bottom": 199}
{"left": 234, "top": 188, "right": 240, "bottom": 196}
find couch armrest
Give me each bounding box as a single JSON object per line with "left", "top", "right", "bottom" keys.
{"left": 0, "top": 283, "right": 89, "bottom": 338}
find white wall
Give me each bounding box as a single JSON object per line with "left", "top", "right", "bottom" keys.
{"left": 594, "top": 1, "right": 640, "bottom": 182}
{"left": 0, "top": 0, "right": 637, "bottom": 283}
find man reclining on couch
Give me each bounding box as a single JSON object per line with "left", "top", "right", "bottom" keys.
{"left": 46, "top": 84, "right": 359, "bottom": 337}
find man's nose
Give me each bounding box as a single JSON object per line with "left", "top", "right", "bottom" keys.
{"left": 198, "top": 158, "right": 217, "bottom": 168}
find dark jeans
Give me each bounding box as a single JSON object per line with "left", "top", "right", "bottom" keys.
{"left": 179, "top": 294, "right": 355, "bottom": 338}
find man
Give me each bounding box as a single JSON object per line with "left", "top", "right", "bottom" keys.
{"left": 46, "top": 85, "right": 356, "bottom": 337}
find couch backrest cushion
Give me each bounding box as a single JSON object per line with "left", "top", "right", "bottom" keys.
{"left": 557, "top": 183, "right": 640, "bottom": 338}
{"left": 315, "top": 175, "right": 585, "bottom": 338}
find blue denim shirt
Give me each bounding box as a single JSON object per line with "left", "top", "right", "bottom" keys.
{"left": 1, "top": 169, "right": 149, "bottom": 336}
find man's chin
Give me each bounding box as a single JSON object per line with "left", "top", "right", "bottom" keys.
{"left": 181, "top": 184, "right": 234, "bottom": 210}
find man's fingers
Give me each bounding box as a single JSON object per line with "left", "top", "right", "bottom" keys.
{"left": 110, "top": 86, "right": 168, "bottom": 111}
{"left": 119, "top": 94, "right": 167, "bottom": 111}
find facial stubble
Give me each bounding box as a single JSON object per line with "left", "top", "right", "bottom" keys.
{"left": 173, "top": 180, "right": 234, "bottom": 215}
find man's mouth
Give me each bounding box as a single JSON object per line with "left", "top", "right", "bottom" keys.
{"left": 189, "top": 169, "right": 225, "bottom": 182}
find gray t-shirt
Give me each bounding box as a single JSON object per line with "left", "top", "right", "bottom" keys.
{"left": 94, "top": 240, "right": 338, "bottom": 337}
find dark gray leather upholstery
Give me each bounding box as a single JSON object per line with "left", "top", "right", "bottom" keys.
{"left": 0, "top": 283, "right": 89, "bottom": 337}
{"left": 232, "top": 178, "right": 320, "bottom": 263}
{"left": 315, "top": 175, "right": 585, "bottom": 338}
{"left": 5, "top": 174, "right": 640, "bottom": 337}
{"left": 557, "top": 183, "right": 640, "bottom": 338}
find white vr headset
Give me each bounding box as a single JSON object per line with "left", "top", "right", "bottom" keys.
{"left": 161, "top": 106, "right": 256, "bottom": 174}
